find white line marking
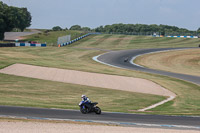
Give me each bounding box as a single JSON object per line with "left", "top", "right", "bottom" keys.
{"left": 138, "top": 96, "right": 175, "bottom": 111}
{"left": 93, "top": 54, "right": 125, "bottom": 69}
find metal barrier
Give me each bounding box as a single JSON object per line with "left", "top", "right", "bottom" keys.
{"left": 166, "top": 36, "right": 198, "bottom": 38}
{"left": 15, "top": 43, "right": 46, "bottom": 47}
{"left": 153, "top": 35, "right": 198, "bottom": 38}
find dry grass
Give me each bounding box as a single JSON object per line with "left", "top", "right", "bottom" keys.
{"left": 72, "top": 35, "right": 200, "bottom": 50}
{"left": 135, "top": 48, "right": 200, "bottom": 76}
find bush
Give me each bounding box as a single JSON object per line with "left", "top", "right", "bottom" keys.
{"left": 52, "top": 26, "right": 62, "bottom": 31}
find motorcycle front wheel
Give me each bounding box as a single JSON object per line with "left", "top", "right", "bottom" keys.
{"left": 80, "top": 106, "right": 88, "bottom": 114}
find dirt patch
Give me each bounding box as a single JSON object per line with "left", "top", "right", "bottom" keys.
{"left": 0, "top": 64, "right": 175, "bottom": 97}
{"left": 0, "top": 121, "right": 199, "bottom": 133}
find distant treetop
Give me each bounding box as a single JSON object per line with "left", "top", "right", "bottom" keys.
{"left": 52, "top": 26, "right": 63, "bottom": 31}
{"left": 0, "top": 1, "right": 32, "bottom": 40}
{"left": 70, "top": 25, "right": 82, "bottom": 30}
{"left": 94, "top": 23, "right": 198, "bottom": 36}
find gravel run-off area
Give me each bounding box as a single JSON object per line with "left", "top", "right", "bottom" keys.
{"left": 0, "top": 63, "right": 175, "bottom": 97}
{"left": 0, "top": 121, "right": 199, "bottom": 133}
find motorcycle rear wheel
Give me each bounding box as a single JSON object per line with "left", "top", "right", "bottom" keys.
{"left": 95, "top": 106, "right": 101, "bottom": 114}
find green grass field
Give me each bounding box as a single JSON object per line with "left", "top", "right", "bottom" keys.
{"left": 0, "top": 33, "right": 200, "bottom": 115}
{"left": 71, "top": 34, "right": 200, "bottom": 50}
{"left": 23, "top": 30, "right": 84, "bottom": 46}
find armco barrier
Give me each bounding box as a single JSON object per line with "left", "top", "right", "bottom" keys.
{"left": 153, "top": 35, "right": 198, "bottom": 38}
{"left": 59, "top": 32, "right": 101, "bottom": 47}
{"left": 15, "top": 43, "right": 46, "bottom": 47}
{"left": 166, "top": 36, "right": 198, "bottom": 38}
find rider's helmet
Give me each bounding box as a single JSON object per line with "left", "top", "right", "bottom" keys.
{"left": 81, "top": 95, "right": 86, "bottom": 99}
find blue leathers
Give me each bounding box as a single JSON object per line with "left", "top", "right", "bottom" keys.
{"left": 81, "top": 95, "right": 92, "bottom": 111}
{"left": 82, "top": 96, "right": 91, "bottom": 103}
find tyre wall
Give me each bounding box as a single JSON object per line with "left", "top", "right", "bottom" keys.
{"left": 0, "top": 43, "right": 16, "bottom": 47}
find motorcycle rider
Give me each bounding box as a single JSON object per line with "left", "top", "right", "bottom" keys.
{"left": 81, "top": 95, "right": 92, "bottom": 111}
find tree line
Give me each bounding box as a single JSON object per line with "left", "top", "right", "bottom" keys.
{"left": 94, "top": 23, "right": 200, "bottom": 36}
{"left": 53, "top": 24, "right": 200, "bottom": 36}
{"left": 0, "top": 1, "right": 32, "bottom": 40}
{"left": 52, "top": 25, "right": 91, "bottom": 32}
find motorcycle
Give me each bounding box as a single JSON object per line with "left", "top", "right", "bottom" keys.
{"left": 79, "top": 101, "right": 101, "bottom": 114}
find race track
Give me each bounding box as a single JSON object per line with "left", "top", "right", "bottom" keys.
{"left": 0, "top": 47, "right": 200, "bottom": 130}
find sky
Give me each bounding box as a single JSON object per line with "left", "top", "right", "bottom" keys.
{"left": 2, "top": 0, "right": 200, "bottom": 30}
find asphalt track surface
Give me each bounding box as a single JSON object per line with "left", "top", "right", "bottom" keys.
{"left": 0, "top": 106, "right": 200, "bottom": 129}
{"left": 0, "top": 47, "right": 200, "bottom": 129}
{"left": 4, "top": 30, "right": 41, "bottom": 40}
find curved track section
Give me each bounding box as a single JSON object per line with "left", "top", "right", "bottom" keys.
{"left": 96, "top": 47, "right": 200, "bottom": 85}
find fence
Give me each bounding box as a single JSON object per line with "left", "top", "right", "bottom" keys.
{"left": 58, "top": 33, "right": 101, "bottom": 47}
{"left": 57, "top": 35, "right": 71, "bottom": 45}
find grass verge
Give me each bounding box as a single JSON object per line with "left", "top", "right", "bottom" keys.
{"left": 135, "top": 49, "right": 200, "bottom": 76}
{"left": 23, "top": 30, "right": 84, "bottom": 46}
{"left": 0, "top": 34, "right": 200, "bottom": 115}
{"left": 0, "top": 73, "right": 164, "bottom": 112}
